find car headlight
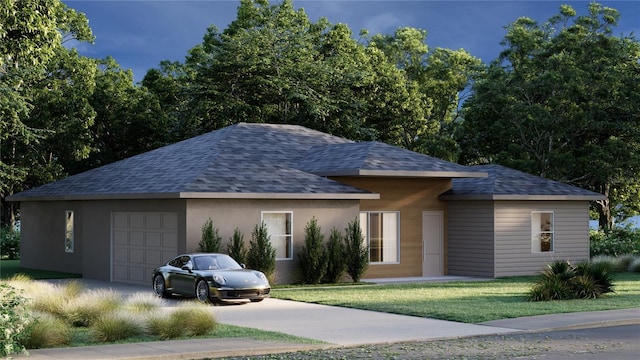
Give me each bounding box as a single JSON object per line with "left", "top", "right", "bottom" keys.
{"left": 212, "top": 274, "right": 226, "bottom": 285}
{"left": 254, "top": 271, "right": 267, "bottom": 282}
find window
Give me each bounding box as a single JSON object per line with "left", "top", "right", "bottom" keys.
{"left": 65, "top": 211, "right": 74, "bottom": 253}
{"left": 262, "top": 212, "right": 292, "bottom": 260}
{"left": 359, "top": 211, "right": 399, "bottom": 263}
{"left": 532, "top": 211, "right": 554, "bottom": 252}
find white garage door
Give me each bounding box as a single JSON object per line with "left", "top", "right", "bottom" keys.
{"left": 112, "top": 212, "right": 178, "bottom": 286}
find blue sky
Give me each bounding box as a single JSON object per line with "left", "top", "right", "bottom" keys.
{"left": 62, "top": 1, "right": 640, "bottom": 82}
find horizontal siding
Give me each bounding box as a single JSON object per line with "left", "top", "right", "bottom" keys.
{"left": 494, "top": 201, "right": 590, "bottom": 277}
{"left": 447, "top": 201, "right": 494, "bottom": 277}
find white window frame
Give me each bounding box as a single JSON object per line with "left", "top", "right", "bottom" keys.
{"left": 261, "top": 211, "right": 293, "bottom": 260}
{"left": 531, "top": 211, "right": 554, "bottom": 253}
{"left": 65, "top": 210, "right": 74, "bottom": 253}
{"left": 359, "top": 211, "right": 400, "bottom": 264}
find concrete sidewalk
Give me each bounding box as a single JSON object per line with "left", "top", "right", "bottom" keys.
{"left": 14, "top": 279, "right": 640, "bottom": 360}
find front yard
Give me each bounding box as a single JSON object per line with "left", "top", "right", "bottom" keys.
{"left": 272, "top": 273, "right": 640, "bottom": 323}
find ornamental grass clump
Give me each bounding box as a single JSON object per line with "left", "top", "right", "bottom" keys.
{"left": 63, "top": 289, "right": 122, "bottom": 327}
{"left": 147, "top": 302, "right": 216, "bottom": 339}
{"left": 91, "top": 310, "right": 145, "bottom": 342}
{"left": 124, "top": 292, "right": 166, "bottom": 313}
{"left": 22, "top": 311, "right": 72, "bottom": 349}
{"left": 528, "top": 260, "right": 615, "bottom": 301}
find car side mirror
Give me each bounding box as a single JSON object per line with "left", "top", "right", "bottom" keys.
{"left": 181, "top": 265, "right": 192, "bottom": 272}
{"left": 240, "top": 263, "right": 246, "bottom": 269}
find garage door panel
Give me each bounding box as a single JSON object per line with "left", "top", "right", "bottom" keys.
{"left": 112, "top": 212, "right": 178, "bottom": 286}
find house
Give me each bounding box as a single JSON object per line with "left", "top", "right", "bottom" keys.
{"left": 8, "top": 123, "right": 605, "bottom": 285}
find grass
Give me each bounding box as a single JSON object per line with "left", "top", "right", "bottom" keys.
{"left": 0, "top": 260, "right": 81, "bottom": 279}
{"left": 272, "top": 273, "right": 640, "bottom": 323}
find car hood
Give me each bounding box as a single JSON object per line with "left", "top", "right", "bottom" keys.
{"left": 200, "top": 269, "right": 269, "bottom": 287}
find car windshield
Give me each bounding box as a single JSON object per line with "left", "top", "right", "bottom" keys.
{"left": 194, "top": 254, "right": 242, "bottom": 270}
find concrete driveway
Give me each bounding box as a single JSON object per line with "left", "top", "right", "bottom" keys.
{"left": 45, "top": 279, "right": 517, "bottom": 345}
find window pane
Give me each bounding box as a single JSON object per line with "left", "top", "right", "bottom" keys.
{"left": 360, "top": 211, "right": 399, "bottom": 263}
{"left": 532, "top": 212, "right": 554, "bottom": 253}
{"left": 65, "top": 211, "right": 74, "bottom": 253}
{"left": 262, "top": 212, "right": 292, "bottom": 260}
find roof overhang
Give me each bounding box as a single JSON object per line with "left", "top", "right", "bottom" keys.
{"left": 314, "top": 170, "right": 488, "bottom": 178}
{"left": 439, "top": 194, "right": 607, "bottom": 201}
{"left": 8, "top": 191, "right": 380, "bottom": 202}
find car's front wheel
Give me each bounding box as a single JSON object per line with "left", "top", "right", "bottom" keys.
{"left": 153, "top": 274, "right": 169, "bottom": 298}
{"left": 195, "top": 279, "right": 211, "bottom": 303}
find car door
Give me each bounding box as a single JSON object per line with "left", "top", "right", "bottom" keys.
{"left": 167, "top": 256, "right": 195, "bottom": 295}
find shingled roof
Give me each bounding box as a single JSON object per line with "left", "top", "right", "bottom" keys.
{"left": 9, "top": 123, "right": 483, "bottom": 202}
{"left": 439, "top": 164, "right": 605, "bottom": 201}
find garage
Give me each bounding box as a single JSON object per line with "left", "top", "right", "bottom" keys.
{"left": 111, "top": 212, "right": 178, "bottom": 286}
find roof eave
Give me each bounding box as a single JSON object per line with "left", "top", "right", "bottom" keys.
{"left": 8, "top": 191, "right": 380, "bottom": 202}
{"left": 313, "top": 170, "right": 488, "bottom": 178}
{"left": 440, "top": 194, "right": 606, "bottom": 201}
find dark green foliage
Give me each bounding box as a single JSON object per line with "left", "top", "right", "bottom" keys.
{"left": 0, "top": 284, "right": 30, "bottom": 356}
{"left": 0, "top": 227, "right": 20, "bottom": 260}
{"left": 343, "top": 219, "right": 369, "bottom": 283}
{"left": 247, "top": 222, "right": 276, "bottom": 283}
{"left": 197, "top": 218, "right": 222, "bottom": 253}
{"left": 528, "top": 260, "right": 615, "bottom": 301}
{"left": 324, "top": 227, "right": 347, "bottom": 283}
{"left": 298, "top": 217, "right": 327, "bottom": 284}
{"left": 227, "top": 228, "right": 247, "bottom": 265}
{"left": 590, "top": 227, "right": 640, "bottom": 257}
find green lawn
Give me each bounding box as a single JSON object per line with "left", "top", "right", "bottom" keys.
{"left": 272, "top": 273, "right": 640, "bottom": 323}
{"left": 0, "top": 259, "right": 82, "bottom": 279}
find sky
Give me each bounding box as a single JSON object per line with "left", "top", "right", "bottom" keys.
{"left": 61, "top": 0, "right": 640, "bottom": 82}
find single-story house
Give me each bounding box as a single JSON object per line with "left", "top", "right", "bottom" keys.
{"left": 8, "top": 123, "right": 605, "bottom": 285}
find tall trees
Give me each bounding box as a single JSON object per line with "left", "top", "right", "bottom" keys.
{"left": 459, "top": 3, "right": 640, "bottom": 229}
{"left": 0, "top": 0, "right": 94, "bottom": 226}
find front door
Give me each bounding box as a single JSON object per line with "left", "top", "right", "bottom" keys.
{"left": 422, "top": 211, "right": 444, "bottom": 276}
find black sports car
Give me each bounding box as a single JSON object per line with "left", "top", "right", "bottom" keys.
{"left": 152, "top": 253, "right": 270, "bottom": 303}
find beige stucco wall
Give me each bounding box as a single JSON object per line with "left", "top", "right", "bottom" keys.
{"left": 330, "top": 177, "right": 452, "bottom": 279}
{"left": 185, "top": 198, "right": 360, "bottom": 284}
{"left": 20, "top": 199, "right": 186, "bottom": 281}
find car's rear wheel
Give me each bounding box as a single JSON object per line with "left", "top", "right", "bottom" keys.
{"left": 195, "top": 279, "right": 211, "bottom": 303}
{"left": 153, "top": 275, "right": 169, "bottom": 298}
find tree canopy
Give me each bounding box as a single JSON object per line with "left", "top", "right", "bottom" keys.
{"left": 458, "top": 3, "right": 640, "bottom": 229}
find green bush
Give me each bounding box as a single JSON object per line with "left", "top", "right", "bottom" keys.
{"left": 528, "top": 260, "right": 615, "bottom": 301}
{"left": 590, "top": 227, "right": 640, "bottom": 257}
{"left": 197, "top": 218, "right": 222, "bottom": 253}
{"left": 1, "top": 227, "right": 20, "bottom": 260}
{"left": 298, "top": 217, "right": 327, "bottom": 284}
{"left": 324, "top": 227, "right": 347, "bottom": 283}
{"left": 0, "top": 284, "right": 31, "bottom": 356}
{"left": 246, "top": 222, "right": 276, "bottom": 283}
{"left": 343, "top": 219, "right": 368, "bottom": 283}
{"left": 227, "top": 227, "right": 247, "bottom": 265}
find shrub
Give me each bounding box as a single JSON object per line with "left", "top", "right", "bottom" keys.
{"left": 22, "top": 311, "right": 72, "bottom": 349}
{"left": 0, "top": 227, "right": 20, "bottom": 260}
{"left": 91, "top": 311, "right": 145, "bottom": 342}
{"left": 628, "top": 257, "right": 640, "bottom": 272}
{"left": 343, "top": 219, "right": 368, "bottom": 283}
{"left": 227, "top": 228, "right": 247, "bottom": 265}
{"left": 590, "top": 255, "right": 622, "bottom": 273}
{"left": 324, "top": 227, "right": 347, "bottom": 283}
{"left": 590, "top": 227, "right": 640, "bottom": 257}
{"left": 197, "top": 218, "right": 222, "bottom": 253}
{"left": 298, "top": 217, "right": 327, "bottom": 284}
{"left": 0, "top": 284, "right": 30, "bottom": 356}
{"left": 528, "top": 260, "right": 615, "bottom": 301}
{"left": 246, "top": 222, "right": 276, "bottom": 283}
